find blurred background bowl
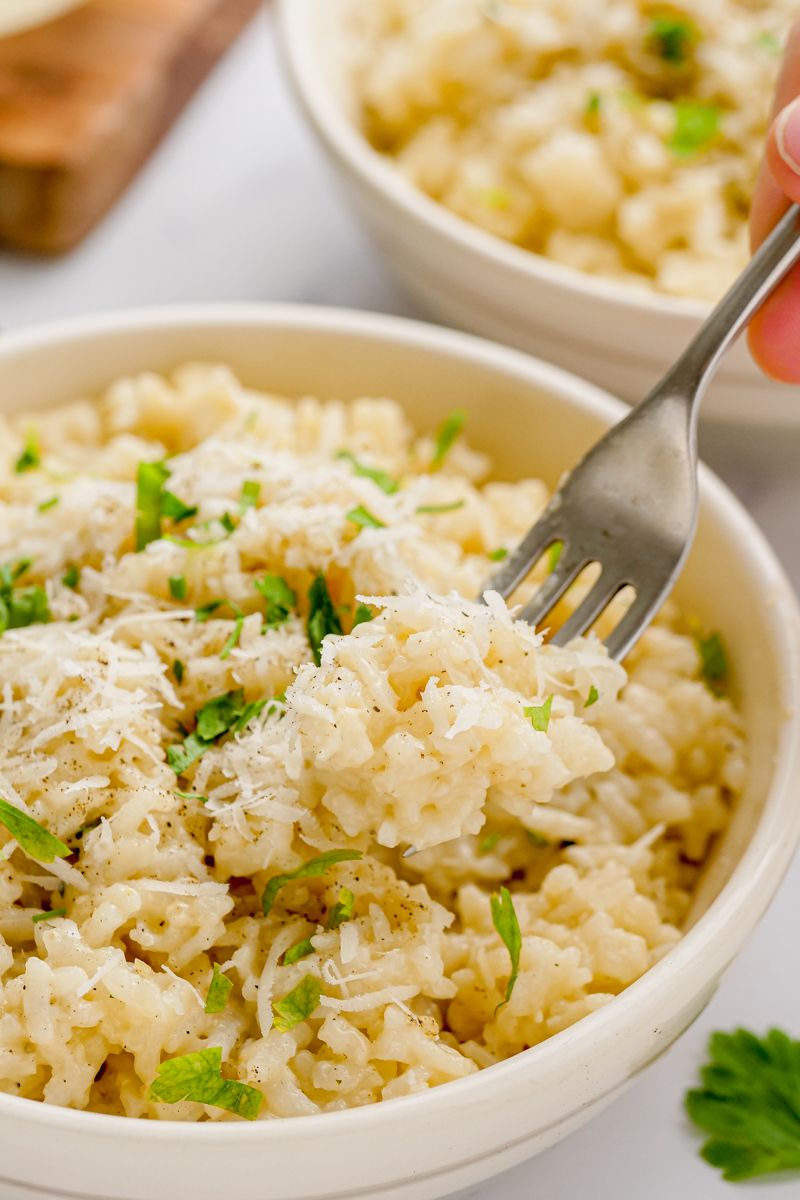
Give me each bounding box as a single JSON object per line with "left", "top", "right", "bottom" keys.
{"left": 0, "top": 303, "right": 798, "bottom": 1200}
{"left": 278, "top": 0, "right": 800, "bottom": 427}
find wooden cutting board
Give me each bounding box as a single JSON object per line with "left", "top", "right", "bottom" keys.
{"left": 0, "top": 0, "right": 262, "bottom": 254}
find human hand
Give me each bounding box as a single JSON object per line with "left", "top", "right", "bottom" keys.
{"left": 749, "top": 20, "right": 800, "bottom": 382}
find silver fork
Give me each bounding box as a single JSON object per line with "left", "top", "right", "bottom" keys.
{"left": 482, "top": 203, "right": 800, "bottom": 661}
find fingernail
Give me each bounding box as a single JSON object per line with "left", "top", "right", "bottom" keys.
{"left": 775, "top": 97, "right": 800, "bottom": 174}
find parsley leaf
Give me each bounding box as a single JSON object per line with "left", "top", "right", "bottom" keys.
{"left": 490, "top": 886, "right": 522, "bottom": 1010}
{"left": 195, "top": 600, "right": 225, "bottom": 622}
{"left": 479, "top": 830, "right": 502, "bottom": 855}
{"left": 221, "top": 615, "right": 245, "bottom": 659}
{"left": 62, "top": 565, "right": 80, "bottom": 589}
{"left": 686, "top": 1029, "right": 800, "bottom": 1181}
{"left": 754, "top": 30, "right": 782, "bottom": 55}
{"left": 0, "top": 559, "right": 52, "bottom": 636}
{"left": 690, "top": 620, "right": 729, "bottom": 695}
{"left": 135, "top": 461, "right": 197, "bottom": 552}
{"left": 416, "top": 501, "right": 465, "bottom": 514}
{"left": 262, "top": 849, "right": 363, "bottom": 917}
{"left": 584, "top": 686, "right": 599, "bottom": 708}
{"left": 0, "top": 797, "right": 69, "bottom": 864}
{"left": 173, "top": 659, "right": 184, "bottom": 684}
{"left": 669, "top": 100, "right": 720, "bottom": 158}
{"left": 524, "top": 695, "right": 553, "bottom": 733}
{"left": 526, "top": 829, "right": 550, "bottom": 847}
{"left": 169, "top": 575, "right": 187, "bottom": 601}
{"left": 15, "top": 428, "right": 40, "bottom": 473}
{"left": 38, "top": 496, "right": 58, "bottom": 512}
{"left": 352, "top": 603, "right": 374, "bottom": 629}
{"left": 646, "top": 15, "right": 697, "bottom": 64}
{"left": 32, "top": 908, "right": 67, "bottom": 923}
{"left": 233, "top": 697, "right": 270, "bottom": 734}
{"left": 160, "top": 491, "right": 198, "bottom": 523}
{"left": 239, "top": 481, "right": 260, "bottom": 512}
{"left": 327, "top": 887, "right": 355, "bottom": 929}
{"left": 432, "top": 409, "right": 467, "bottom": 469}
{"left": 148, "top": 1047, "right": 262, "bottom": 1120}
{"left": 346, "top": 505, "right": 385, "bottom": 529}
{"left": 307, "top": 574, "right": 343, "bottom": 666}
{"left": 205, "top": 964, "right": 233, "bottom": 1014}
{"left": 254, "top": 574, "right": 296, "bottom": 627}
{"left": 283, "top": 937, "right": 315, "bottom": 966}
{"left": 273, "top": 975, "right": 323, "bottom": 1033}
{"left": 167, "top": 689, "right": 248, "bottom": 774}
{"left": 547, "top": 541, "right": 563, "bottom": 572}
{"left": 336, "top": 451, "right": 399, "bottom": 495}
{"left": 488, "top": 548, "right": 508, "bottom": 562}
{"left": 175, "top": 789, "right": 207, "bottom": 802}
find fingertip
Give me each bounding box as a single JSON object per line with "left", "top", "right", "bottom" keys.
{"left": 766, "top": 101, "right": 800, "bottom": 207}
{"left": 748, "top": 264, "right": 800, "bottom": 384}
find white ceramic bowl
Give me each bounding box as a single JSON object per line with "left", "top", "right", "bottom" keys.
{"left": 278, "top": 0, "right": 800, "bottom": 427}
{"left": 0, "top": 303, "right": 798, "bottom": 1200}
{"left": 0, "top": 0, "right": 86, "bottom": 37}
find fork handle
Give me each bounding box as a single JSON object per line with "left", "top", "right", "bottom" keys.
{"left": 647, "top": 203, "right": 800, "bottom": 411}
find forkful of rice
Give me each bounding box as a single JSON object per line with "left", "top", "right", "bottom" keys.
{"left": 482, "top": 203, "right": 800, "bottom": 660}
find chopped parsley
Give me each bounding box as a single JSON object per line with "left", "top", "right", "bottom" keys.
{"left": 584, "top": 686, "right": 599, "bottom": 708}
{"left": 690, "top": 620, "right": 729, "bottom": 695}
{"left": 526, "top": 830, "right": 550, "bottom": 847}
{"left": 307, "top": 574, "right": 343, "bottom": 666}
{"left": 490, "top": 886, "right": 522, "bottom": 1010}
{"left": 585, "top": 91, "right": 601, "bottom": 118}
{"left": 686, "top": 1029, "right": 800, "bottom": 1181}
{"left": 488, "top": 548, "right": 508, "bottom": 562}
{"left": 0, "top": 560, "right": 52, "bottom": 637}
{"left": 261, "top": 849, "right": 363, "bottom": 918}
{"left": 283, "top": 937, "right": 315, "bottom": 966}
{"left": 173, "top": 659, "right": 185, "bottom": 684}
{"left": 169, "top": 575, "right": 187, "bottom": 601}
{"left": 62, "top": 564, "right": 80, "bottom": 589}
{"left": 327, "top": 887, "right": 355, "bottom": 929}
{"left": 14, "top": 429, "right": 40, "bottom": 473}
{"left": 524, "top": 695, "right": 553, "bottom": 733}
{"left": 432, "top": 409, "right": 467, "bottom": 469}
{"left": 174, "top": 790, "right": 207, "bottom": 802}
{"left": 221, "top": 615, "right": 245, "bottom": 660}
{"left": 346, "top": 505, "right": 385, "bottom": 529}
{"left": 646, "top": 15, "right": 697, "bottom": 65}
{"left": 669, "top": 100, "right": 720, "bottom": 158}
{"left": 239, "top": 481, "right": 260, "bottom": 512}
{"left": 477, "top": 187, "right": 512, "bottom": 210}
{"left": 32, "top": 908, "right": 67, "bottom": 924}
{"left": 754, "top": 30, "right": 781, "bottom": 55}
{"left": 204, "top": 964, "right": 233, "bottom": 1014}
{"left": 0, "top": 797, "right": 69, "bottom": 864}
{"left": 254, "top": 574, "right": 296, "bottom": 627}
{"left": 220, "top": 512, "right": 236, "bottom": 535}
{"left": 135, "top": 461, "right": 197, "bottom": 552}
{"left": 479, "top": 830, "right": 502, "bottom": 855}
{"left": 336, "top": 451, "right": 399, "bottom": 495}
{"left": 167, "top": 689, "right": 265, "bottom": 775}
{"left": 147, "top": 1047, "right": 262, "bottom": 1120}
{"left": 37, "top": 496, "right": 58, "bottom": 512}
{"left": 273, "top": 975, "right": 323, "bottom": 1033}
{"left": 416, "top": 501, "right": 465, "bottom": 515}
{"left": 352, "top": 603, "right": 374, "bottom": 629}
{"left": 547, "top": 541, "right": 563, "bottom": 572}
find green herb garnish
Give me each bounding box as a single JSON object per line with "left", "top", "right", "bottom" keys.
{"left": 524, "top": 695, "right": 553, "bottom": 733}
{"left": 327, "top": 887, "right": 355, "bottom": 930}
{"left": 346, "top": 505, "right": 385, "bottom": 529}
{"left": 586, "top": 91, "right": 601, "bottom": 117}
{"left": 526, "top": 830, "right": 550, "bottom": 847}
{"left": 306, "top": 574, "right": 343, "bottom": 667}
{"left": 479, "top": 830, "right": 502, "bottom": 855}
{"left": 690, "top": 620, "right": 729, "bottom": 695}
{"left": 686, "top": 1029, "right": 800, "bottom": 1181}
{"left": 173, "top": 659, "right": 184, "bottom": 684}
{"left": 262, "top": 849, "right": 362, "bottom": 918}
{"left": 135, "top": 461, "right": 197, "bottom": 552}
{"left": 0, "top": 561, "right": 52, "bottom": 637}
{"left": 239, "top": 481, "right": 260, "bottom": 512}
{"left": 351, "top": 604, "right": 374, "bottom": 629}
{"left": 584, "top": 686, "right": 599, "bottom": 708}
{"left": 32, "top": 908, "right": 67, "bottom": 923}
{"left": 14, "top": 429, "right": 40, "bottom": 473}
{"left": 62, "top": 564, "right": 80, "bottom": 589}
{"left": 254, "top": 575, "right": 296, "bottom": 627}
{"left": 147, "top": 1047, "right": 262, "bottom": 1120}
{"left": 646, "top": 15, "right": 697, "bottom": 65}
{"left": 669, "top": 100, "right": 720, "bottom": 158}
{"left": 221, "top": 616, "right": 245, "bottom": 660}
{"left": 336, "top": 451, "right": 398, "bottom": 495}
{"left": 490, "top": 886, "right": 522, "bottom": 1010}
{"left": 432, "top": 409, "right": 467, "bottom": 469}
{"left": 283, "top": 937, "right": 315, "bottom": 966}
{"left": 416, "top": 501, "right": 465, "bottom": 514}
{"left": 205, "top": 964, "right": 233, "bottom": 1014}
{"left": 174, "top": 790, "right": 207, "bottom": 802}
{"left": 0, "top": 797, "right": 69, "bottom": 864}
{"left": 754, "top": 30, "right": 782, "bottom": 55}
{"left": 488, "top": 548, "right": 508, "bottom": 562}
{"left": 547, "top": 541, "right": 563, "bottom": 572}
{"left": 169, "top": 575, "right": 187, "bottom": 601}
{"left": 195, "top": 600, "right": 224, "bottom": 622}
{"left": 167, "top": 689, "right": 257, "bottom": 774}
{"left": 37, "top": 496, "right": 58, "bottom": 512}
{"left": 273, "top": 975, "right": 323, "bottom": 1033}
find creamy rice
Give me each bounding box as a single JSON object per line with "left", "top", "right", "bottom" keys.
{"left": 350, "top": 0, "right": 795, "bottom": 302}
{"left": 0, "top": 364, "right": 743, "bottom": 1119}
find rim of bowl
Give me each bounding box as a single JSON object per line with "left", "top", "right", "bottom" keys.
{"left": 0, "top": 301, "right": 796, "bottom": 1146}
{"left": 277, "top": 0, "right": 717, "bottom": 325}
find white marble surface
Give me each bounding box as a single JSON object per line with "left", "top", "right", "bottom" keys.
{"left": 1, "top": 8, "right": 799, "bottom": 1198}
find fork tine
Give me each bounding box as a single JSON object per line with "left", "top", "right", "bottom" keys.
{"left": 516, "top": 552, "right": 589, "bottom": 628}
{"left": 550, "top": 572, "right": 628, "bottom": 647}
{"left": 603, "top": 584, "right": 665, "bottom": 662}
{"left": 482, "top": 515, "right": 563, "bottom": 601}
